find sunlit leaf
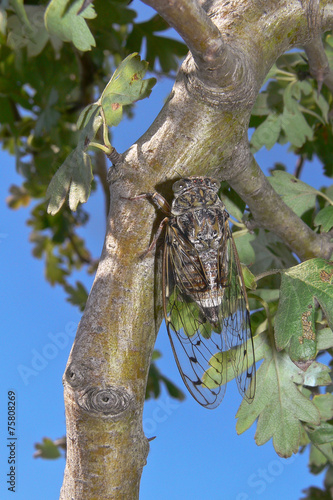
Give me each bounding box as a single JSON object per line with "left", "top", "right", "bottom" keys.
{"left": 45, "top": 0, "right": 96, "bottom": 51}
{"left": 100, "top": 53, "right": 156, "bottom": 126}
{"left": 275, "top": 259, "right": 333, "bottom": 363}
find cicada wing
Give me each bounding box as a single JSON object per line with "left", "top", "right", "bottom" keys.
{"left": 163, "top": 227, "right": 228, "bottom": 409}
{"left": 219, "top": 226, "right": 256, "bottom": 402}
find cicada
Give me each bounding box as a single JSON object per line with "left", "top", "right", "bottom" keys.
{"left": 137, "top": 176, "right": 256, "bottom": 409}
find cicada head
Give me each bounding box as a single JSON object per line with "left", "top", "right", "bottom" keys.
{"left": 172, "top": 177, "right": 221, "bottom": 215}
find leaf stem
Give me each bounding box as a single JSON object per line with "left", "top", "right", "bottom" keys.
{"left": 88, "top": 142, "right": 112, "bottom": 155}
{"left": 255, "top": 269, "right": 286, "bottom": 281}
{"left": 315, "top": 190, "right": 333, "bottom": 206}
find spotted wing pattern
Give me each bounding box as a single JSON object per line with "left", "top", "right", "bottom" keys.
{"left": 163, "top": 220, "right": 256, "bottom": 409}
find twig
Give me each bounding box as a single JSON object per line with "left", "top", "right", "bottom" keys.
{"left": 294, "top": 155, "right": 305, "bottom": 179}
{"left": 304, "top": 37, "right": 333, "bottom": 94}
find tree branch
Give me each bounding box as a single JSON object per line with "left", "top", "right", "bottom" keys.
{"left": 227, "top": 146, "right": 333, "bottom": 261}
{"left": 141, "top": 0, "right": 243, "bottom": 85}
{"left": 304, "top": 37, "right": 333, "bottom": 93}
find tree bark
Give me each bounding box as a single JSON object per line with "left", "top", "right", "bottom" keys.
{"left": 61, "top": 1, "right": 333, "bottom": 498}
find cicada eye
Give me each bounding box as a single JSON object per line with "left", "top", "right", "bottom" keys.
{"left": 173, "top": 179, "right": 184, "bottom": 193}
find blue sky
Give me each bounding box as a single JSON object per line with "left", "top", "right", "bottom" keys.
{"left": 1, "top": 2, "right": 331, "bottom": 499}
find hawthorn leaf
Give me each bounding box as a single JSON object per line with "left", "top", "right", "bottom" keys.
{"left": 7, "top": 5, "right": 49, "bottom": 57}
{"left": 249, "top": 229, "right": 298, "bottom": 274}
{"left": 317, "top": 328, "right": 333, "bottom": 350}
{"left": 250, "top": 113, "right": 281, "bottom": 151}
{"left": 314, "top": 206, "right": 333, "bottom": 232}
{"left": 290, "top": 361, "right": 332, "bottom": 387}
{"left": 312, "top": 394, "right": 333, "bottom": 422}
{"left": 281, "top": 106, "right": 313, "bottom": 147}
{"left": 45, "top": 0, "right": 96, "bottom": 51}
{"left": 233, "top": 231, "right": 256, "bottom": 267}
{"left": 309, "top": 442, "right": 333, "bottom": 469}
{"left": 99, "top": 53, "right": 156, "bottom": 126}
{"left": 64, "top": 281, "right": 88, "bottom": 311}
{"left": 34, "top": 438, "right": 61, "bottom": 459}
{"left": 236, "top": 333, "right": 321, "bottom": 457}
{"left": 275, "top": 259, "right": 333, "bottom": 363}
{"left": 269, "top": 171, "right": 317, "bottom": 217}
{"left": 307, "top": 422, "right": 333, "bottom": 445}
{"left": 10, "top": 0, "right": 32, "bottom": 31}
{"left": 35, "top": 88, "right": 60, "bottom": 136}
{"left": 46, "top": 148, "right": 93, "bottom": 214}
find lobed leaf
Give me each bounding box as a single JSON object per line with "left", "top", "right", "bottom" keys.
{"left": 275, "top": 259, "right": 333, "bottom": 362}
{"left": 100, "top": 53, "right": 156, "bottom": 126}
{"left": 45, "top": 0, "right": 96, "bottom": 51}
{"left": 236, "top": 333, "right": 323, "bottom": 457}
{"left": 269, "top": 171, "right": 317, "bottom": 217}
{"left": 314, "top": 206, "right": 333, "bottom": 232}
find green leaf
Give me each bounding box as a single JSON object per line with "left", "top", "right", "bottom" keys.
{"left": 249, "top": 229, "right": 298, "bottom": 274}
{"left": 219, "top": 184, "right": 246, "bottom": 222}
{"left": 251, "top": 92, "right": 271, "bottom": 116}
{"left": 46, "top": 148, "right": 93, "bottom": 214}
{"left": 7, "top": 5, "right": 50, "bottom": 57}
{"left": 317, "top": 328, "right": 333, "bottom": 350}
{"left": 233, "top": 231, "right": 256, "bottom": 267}
{"left": 275, "top": 259, "right": 333, "bottom": 363}
{"left": 34, "top": 437, "right": 61, "bottom": 459}
{"left": 312, "top": 394, "right": 333, "bottom": 421}
{"left": 236, "top": 333, "right": 321, "bottom": 457}
{"left": 314, "top": 206, "right": 333, "bottom": 232}
{"left": 46, "top": 107, "right": 101, "bottom": 214}
{"left": 290, "top": 361, "right": 332, "bottom": 387}
{"left": 250, "top": 113, "right": 281, "bottom": 151}
{"left": 99, "top": 53, "right": 156, "bottom": 126}
{"left": 64, "top": 281, "right": 88, "bottom": 311}
{"left": 10, "top": 0, "right": 32, "bottom": 31}
{"left": 203, "top": 332, "right": 267, "bottom": 389}
{"left": 45, "top": 0, "right": 96, "bottom": 51}
{"left": 309, "top": 443, "right": 333, "bottom": 471}
{"left": 35, "top": 88, "right": 60, "bottom": 136}
{"left": 45, "top": 246, "right": 69, "bottom": 285}
{"left": 308, "top": 422, "right": 333, "bottom": 445}
{"left": 6, "top": 185, "right": 30, "bottom": 209}
{"left": 269, "top": 171, "right": 317, "bottom": 217}
{"left": 281, "top": 106, "right": 313, "bottom": 148}
{"left": 242, "top": 264, "right": 257, "bottom": 290}
{"left": 77, "top": 103, "right": 100, "bottom": 130}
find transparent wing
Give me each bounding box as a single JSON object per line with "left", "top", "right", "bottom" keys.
{"left": 163, "top": 223, "right": 256, "bottom": 409}
{"left": 220, "top": 227, "right": 256, "bottom": 402}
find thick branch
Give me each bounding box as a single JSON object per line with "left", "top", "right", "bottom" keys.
{"left": 142, "top": 0, "right": 242, "bottom": 85}
{"left": 227, "top": 145, "right": 333, "bottom": 261}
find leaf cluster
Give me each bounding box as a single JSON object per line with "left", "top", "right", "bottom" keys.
{"left": 219, "top": 180, "right": 333, "bottom": 465}
{"left": 1, "top": 0, "right": 186, "bottom": 327}
{"left": 250, "top": 34, "right": 333, "bottom": 177}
